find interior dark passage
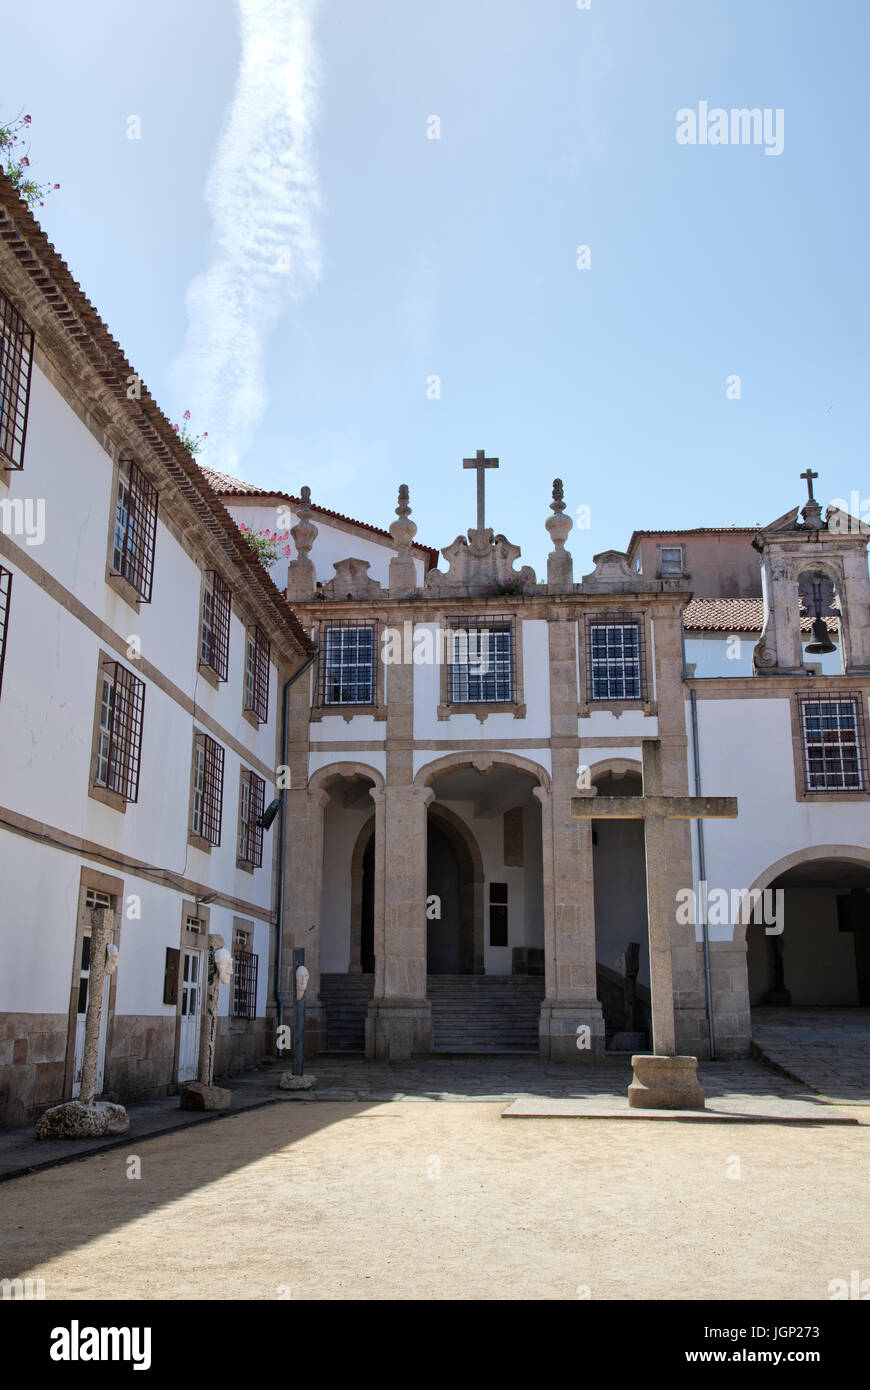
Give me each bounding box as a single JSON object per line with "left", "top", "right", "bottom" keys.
{"left": 426, "top": 821, "right": 465, "bottom": 974}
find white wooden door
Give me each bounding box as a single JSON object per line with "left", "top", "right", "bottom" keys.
{"left": 178, "top": 948, "right": 203, "bottom": 1082}
{"left": 72, "top": 890, "right": 112, "bottom": 1098}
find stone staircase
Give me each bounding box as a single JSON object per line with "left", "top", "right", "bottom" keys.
{"left": 428, "top": 975, "right": 544, "bottom": 1054}
{"left": 319, "top": 973, "right": 545, "bottom": 1054}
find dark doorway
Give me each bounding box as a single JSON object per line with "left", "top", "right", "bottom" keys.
{"left": 360, "top": 835, "right": 374, "bottom": 974}
{"left": 427, "top": 821, "right": 465, "bottom": 974}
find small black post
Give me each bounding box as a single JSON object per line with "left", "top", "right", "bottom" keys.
{"left": 292, "top": 947, "right": 305, "bottom": 1076}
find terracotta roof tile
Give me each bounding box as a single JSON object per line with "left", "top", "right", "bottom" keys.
{"left": 684, "top": 597, "right": 838, "bottom": 633}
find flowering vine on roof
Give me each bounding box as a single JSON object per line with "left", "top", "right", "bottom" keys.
{"left": 238, "top": 523, "right": 292, "bottom": 570}
{"left": 172, "top": 409, "right": 208, "bottom": 456}
{"left": 0, "top": 113, "right": 60, "bottom": 209}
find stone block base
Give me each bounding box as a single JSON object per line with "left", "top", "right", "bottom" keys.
{"left": 628, "top": 1055, "right": 705, "bottom": 1111}
{"left": 279, "top": 1073, "right": 317, "bottom": 1090}
{"left": 538, "top": 1000, "right": 606, "bottom": 1061}
{"left": 365, "top": 999, "right": 431, "bottom": 1061}
{"left": 35, "top": 1100, "right": 129, "bottom": 1140}
{"left": 179, "top": 1082, "right": 232, "bottom": 1112}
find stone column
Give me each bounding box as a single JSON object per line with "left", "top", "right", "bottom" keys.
{"left": 282, "top": 784, "right": 329, "bottom": 1056}
{"left": 539, "top": 612, "right": 605, "bottom": 1060}
{"left": 78, "top": 906, "right": 114, "bottom": 1106}
{"left": 197, "top": 934, "right": 224, "bottom": 1086}
{"left": 365, "top": 783, "right": 435, "bottom": 1059}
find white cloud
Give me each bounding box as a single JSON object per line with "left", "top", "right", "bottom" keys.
{"left": 171, "top": 0, "right": 322, "bottom": 475}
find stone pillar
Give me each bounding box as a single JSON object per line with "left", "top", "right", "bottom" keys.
{"left": 197, "top": 934, "right": 224, "bottom": 1086}
{"left": 79, "top": 906, "right": 114, "bottom": 1106}
{"left": 539, "top": 611, "right": 605, "bottom": 1060}
{"left": 365, "top": 783, "right": 435, "bottom": 1060}
{"left": 283, "top": 784, "right": 328, "bottom": 1056}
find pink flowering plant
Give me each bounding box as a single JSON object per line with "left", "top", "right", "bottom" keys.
{"left": 172, "top": 410, "right": 208, "bottom": 456}
{"left": 0, "top": 114, "right": 60, "bottom": 209}
{"left": 239, "top": 523, "right": 292, "bottom": 570}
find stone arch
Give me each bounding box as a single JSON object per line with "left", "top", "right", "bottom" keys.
{"left": 309, "top": 761, "right": 385, "bottom": 796}
{"left": 732, "top": 844, "right": 870, "bottom": 945}
{"left": 414, "top": 750, "right": 551, "bottom": 792}
{"left": 428, "top": 803, "right": 486, "bottom": 975}
{"left": 348, "top": 815, "right": 376, "bottom": 973}
{"left": 587, "top": 756, "right": 643, "bottom": 786}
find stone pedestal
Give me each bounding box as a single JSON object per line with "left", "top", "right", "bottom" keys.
{"left": 628, "top": 1054, "right": 705, "bottom": 1110}
{"left": 179, "top": 1081, "right": 232, "bottom": 1111}
{"left": 539, "top": 999, "right": 606, "bottom": 1061}
{"left": 36, "top": 1099, "right": 129, "bottom": 1139}
{"left": 366, "top": 998, "right": 432, "bottom": 1061}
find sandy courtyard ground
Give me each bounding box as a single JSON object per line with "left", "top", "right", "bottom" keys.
{"left": 2, "top": 1098, "right": 868, "bottom": 1301}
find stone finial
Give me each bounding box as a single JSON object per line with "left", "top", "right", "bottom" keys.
{"left": 389, "top": 482, "right": 417, "bottom": 556}
{"left": 286, "top": 484, "right": 318, "bottom": 599}
{"left": 291, "top": 484, "right": 318, "bottom": 560}
{"left": 546, "top": 477, "right": 573, "bottom": 591}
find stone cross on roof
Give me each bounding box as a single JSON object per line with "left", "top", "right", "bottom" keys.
{"left": 462, "top": 450, "right": 498, "bottom": 531}
{"left": 800, "top": 468, "right": 819, "bottom": 501}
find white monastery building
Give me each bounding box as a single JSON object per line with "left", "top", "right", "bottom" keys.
{"left": 1, "top": 175, "right": 869, "bottom": 1124}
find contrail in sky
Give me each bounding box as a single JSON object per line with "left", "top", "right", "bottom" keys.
{"left": 171, "top": 0, "right": 322, "bottom": 475}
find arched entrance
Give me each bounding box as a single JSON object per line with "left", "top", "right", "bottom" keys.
{"left": 427, "top": 804, "right": 484, "bottom": 975}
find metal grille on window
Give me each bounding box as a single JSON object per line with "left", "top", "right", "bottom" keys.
{"left": 112, "top": 458, "right": 158, "bottom": 602}
{"left": 232, "top": 950, "right": 258, "bottom": 1019}
{"left": 239, "top": 769, "right": 265, "bottom": 866}
{"left": 449, "top": 616, "right": 514, "bottom": 704}
{"left": 96, "top": 660, "right": 146, "bottom": 802}
{"left": 0, "top": 566, "right": 11, "bottom": 701}
{"left": 587, "top": 617, "right": 644, "bottom": 701}
{"left": 192, "top": 733, "right": 225, "bottom": 844}
{"left": 0, "top": 291, "right": 33, "bottom": 471}
{"left": 322, "top": 623, "right": 375, "bottom": 705}
{"left": 244, "top": 627, "right": 270, "bottom": 723}
{"left": 801, "top": 695, "right": 866, "bottom": 791}
{"left": 200, "top": 571, "right": 231, "bottom": 681}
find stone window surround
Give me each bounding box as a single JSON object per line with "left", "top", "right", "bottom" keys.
{"left": 87, "top": 648, "right": 143, "bottom": 814}
{"left": 578, "top": 609, "right": 657, "bottom": 718}
{"left": 309, "top": 616, "right": 387, "bottom": 723}
{"left": 436, "top": 611, "right": 526, "bottom": 723}
{"left": 656, "top": 542, "right": 687, "bottom": 579}
{"left": 63, "top": 865, "right": 124, "bottom": 1100}
{"left": 230, "top": 916, "right": 257, "bottom": 1025}
{"left": 103, "top": 453, "right": 157, "bottom": 613}
{"left": 789, "top": 686, "right": 870, "bottom": 803}
{"left": 197, "top": 567, "right": 232, "bottom": 688}
{"left": 236, "top": 766, "right": 265, "bottom": 873}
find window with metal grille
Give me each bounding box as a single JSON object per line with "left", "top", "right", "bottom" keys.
{"left": 111, "top": 458, "right": 158, "bottom": 602}
{"left": 94, "top": 660, "right": 146, "bottom": 802}
{"left": 800, "top": 695, "right": 867, "bottom": 792}
{"left": 322, "top": 623, "right": 375, "bottom": 705}
{"left": 232, "top": 949, "right": 258, "bottom": 1019}
{"left": 489, "top": 881, "right": 508, "bottom": 947}
{"left": 244, "top": 627, "right": 270, "bottom": 723}
{"left": 449, "top": 617, "right": 514, "bottom": 703}
{"left": 239, "top": 768, "right": 265, "bottom": 867}
{"left": 0, "top": 566, "right": 11, "bottom": 701}
{"left": 587, "top": 618, "right": 644, "bottom": 701}
{"left": 660, "top": 546, "right": 683, "bottom": 576}
{"left": 190, "top": 732, "right": 225, "bottom": 845}
{"left": 0, "top": 291, "right": 33, "bottom": 471}
{"left": 200, "top": 571, "right": 231, "bottom": 681}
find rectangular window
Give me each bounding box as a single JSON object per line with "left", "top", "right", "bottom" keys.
{"left": 238, "top": 768, "right": 265, "bottom": 867}
{"left": 800, "top": 695, "right": 867, "bottom": 792}
{"left": 244, "top": 627, "right": 270, "bottom": 723}
{"left": 190, "top": 732, "right": 225, "bottom": 845}
{"left": 660, "top": 546, "right": 683, "bottom": 576}
{"left": 232, "top": 948, "right": 258, "bottom": 1019}
{"left": 489, "top": 882, "right": 508, "bottom": 947}
{"left": 322, "top": 623, "right": 375, "bottom": 705}
{"left": 0, "top": 565, "right": 11, "bottom": 702}
{"left": 94, "top": 660, "right": 146, "bottom": 802}
{"left": 449, "top": 618, "right": 514, "bottom": 704}
{"left": 110, "top": 458, "right": 158, "bottom": 602}
{"left": 0, "top": 290, "right": 33, "bottom": 471}
{"left": 200, "top": 571, "right": 231, "bottom": 681}
{"left": 588, "top": 620, "right": 643, "bottom": 701}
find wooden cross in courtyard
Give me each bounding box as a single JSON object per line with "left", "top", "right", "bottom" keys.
{"left": 800, "top": 468, "right": 819, "bottom": 501}
{"left": 463, "top": 449, "right": 499, "bottom": 531}
{"left": 571, "top": 740, "right": 738, "bottom": 1058}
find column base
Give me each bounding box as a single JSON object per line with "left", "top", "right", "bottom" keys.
{"left": 366, "top": 999, "right": 432, "bottom": 1061}
{"left": 627, "top": 1055, "right": 705, "bottom": 1110}
{"left": 538, "top": 1000, "right": 606, "bottom": 1061}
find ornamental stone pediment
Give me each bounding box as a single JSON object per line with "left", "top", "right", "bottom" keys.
{"left": 424, "top": 526, "right": 536, "bottom": 596}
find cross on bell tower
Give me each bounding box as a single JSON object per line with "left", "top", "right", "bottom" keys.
{"left": 463, "top": 449, "right": 499, "bottom": 531}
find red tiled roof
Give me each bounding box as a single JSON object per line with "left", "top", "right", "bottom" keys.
{"left": 684, "top": 597, "right": 838, "bottom": 633}
{"left": 200, "top": 465, "right": 440, "bottom": 571}
{"left": 0, "top": 174, "right": 314, "bottom": 659}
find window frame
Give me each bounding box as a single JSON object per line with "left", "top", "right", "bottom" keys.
{"left": 188, "top": 730, "right": 225, "bottom": 849}
{"left": 238, "top": 767, "right": 265, "bottom": 869}
{"left": 659, "top": 545, "right": 684, "bottom": 577}
{"left": 90, "top": 657, "right": 146, "bottom": 807}
{"left": 0, "top": 290, "right": 34, "bottom": 473}
{"left": 108, "top": 456, "right": 158, "bottom": 604}
{"left": 243, "top": 626, "right": 270, "bottom": 724}
{"left": 199, "top": 570, "right": 231, "bottom": 683}
{"left": 585, "top": 614, "right": 647, "bottom": 704}
{"left": 796, "top": 692, "right": 869, "bottom": 797}
{"left": 447, "top": 616, "right": 516, "bottom": 707}
{"left": 231, "top": 944, "right": 259, "bottom": 1020}
{"left": 319, "top": 620, "right": 378, "bottom": 708}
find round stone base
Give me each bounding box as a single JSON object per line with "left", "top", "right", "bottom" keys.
{"left": 279, "top": 1074, "right": 317, "bottom": 1090}
{"left": 628, "top": 1054, "right": 706, "bottom": 1111}
{"left": 35, "top": 1100, "right": 130, "bottom": 1140}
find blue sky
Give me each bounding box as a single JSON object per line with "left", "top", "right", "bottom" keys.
{"left": 2, "top": 0, "right": 868, "bottom": 575}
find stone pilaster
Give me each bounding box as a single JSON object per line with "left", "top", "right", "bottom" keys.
{"left": 282, "top": 784, "right": 328, "bottom": 1056}
{"left": 539, "top": 613, "right": 605, "bottom": 1059}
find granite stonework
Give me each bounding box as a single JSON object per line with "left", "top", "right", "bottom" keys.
{"left": 0, "top": 1012, "right": 69, "bottom": 1126}
{"left": 104, "top": 1014, "right": 177, "bottom": 1102}
{"left": 216, "top": 1016, "right": 269, "bottom": 1078}
{"left": 35, "top": 1099, "right": 129, "bottom": 1139}
{"left": 179, "top": 1081, "right": 232, "bottom": 1111}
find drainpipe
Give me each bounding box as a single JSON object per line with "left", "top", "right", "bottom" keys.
{"left": 274, "top": 648, "right": 318, "bottom": 1041}
{"left": 690, "top": 686, "right": 717, "bottom": 1059}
